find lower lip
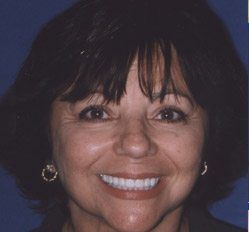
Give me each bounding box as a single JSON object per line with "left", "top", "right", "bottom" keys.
{"left": 98, "top": 176, "right": 166, "bottom": 200}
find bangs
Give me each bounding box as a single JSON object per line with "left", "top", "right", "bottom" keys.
{"left": 32, "top": 0, "right": 240, "bottom": 111}
{"left": 56, "top": 0, "right": 186, "bottom": 104}
{"left": 61, "top": 38, "right": 178, "bottom": 104}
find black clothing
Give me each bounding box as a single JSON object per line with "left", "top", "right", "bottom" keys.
{"left": 33, "top": 207, "right": 246, "bottom": 232}
{"left": 188, "top": 208, "right": 246, "bottom": 232}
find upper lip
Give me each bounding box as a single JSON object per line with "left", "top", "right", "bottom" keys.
{"left": 99, "top": 173, "right": 162, "bottom": 179}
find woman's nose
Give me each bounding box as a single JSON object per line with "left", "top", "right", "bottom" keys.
{"left": 114, "top": 120, "right": 157, "bottom": 159}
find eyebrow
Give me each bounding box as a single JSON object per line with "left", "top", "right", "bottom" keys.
{"left": 151, "top": 90, "right": 194, "bottom": 106}
{"left": 85, "top": 89, "right": 195, "bottom": 106}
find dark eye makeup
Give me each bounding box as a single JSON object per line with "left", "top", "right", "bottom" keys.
{"left": 78, "top": 105, "right": 187, "bottom": 123}
{"left": 78, "top": 105, "right": 109, "bottom": 122}
{"left": 155, "top": 107, "right": 187, "bottom": 123}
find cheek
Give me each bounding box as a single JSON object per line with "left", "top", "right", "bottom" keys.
{"left": 157, "top": 125, "right": 205, "bottom": 172}
{"left": 175, "top": 133, "right": 203, "bottom": 166}
{"left": 51, "top": 126, "right": 106, "bottom": 181}
{"left": 154, "top": 126, "right": 205, "bottom": 206}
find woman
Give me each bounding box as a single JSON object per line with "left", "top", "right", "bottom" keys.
{"left": 0, "top": 0, "right": 247, "bottom": 231}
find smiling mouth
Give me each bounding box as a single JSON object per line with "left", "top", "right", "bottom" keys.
{"left": 99, "top": 174, "right": 160, "bottom": 191}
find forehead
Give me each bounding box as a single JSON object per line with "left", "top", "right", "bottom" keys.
{"left": 127, "top": 49, "right": 192, "bottom": 98}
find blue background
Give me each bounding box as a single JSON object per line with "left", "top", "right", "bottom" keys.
{"left": 0, "top": 0, "right": 248, "bottom": 231}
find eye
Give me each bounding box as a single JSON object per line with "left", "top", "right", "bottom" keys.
{"left": 155, "top": 108, "right": 187, "bottom": 123}
{"left": 79, "top": 105, "right": 109, "bottom": 121}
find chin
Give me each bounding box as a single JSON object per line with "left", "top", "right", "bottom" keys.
{"left": 104, "top": 208, "right": 160, "bottom": 232}
{"left": 109, "top": 220, "right": 156, "bottom": 232}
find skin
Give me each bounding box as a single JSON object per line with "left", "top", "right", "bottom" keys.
{"left": 50, "top": 59, "right": 207, "bottom": 232}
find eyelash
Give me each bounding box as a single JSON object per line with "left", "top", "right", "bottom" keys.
{"left": 78, "top": 105, "right": 187, "bottom": 123}
{"left": 78, "top": 105, "right": 109, "bottom": 122}
{"left": 155, "top": 107, "right": 187, "bottom": 123}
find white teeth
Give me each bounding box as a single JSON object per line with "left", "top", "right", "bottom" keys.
{"left": 100, "top": 174, "right": 160, "bottom": 191}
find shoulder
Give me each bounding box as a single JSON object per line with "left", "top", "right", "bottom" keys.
{"left": 205, "top": 215, "right": 247, "bottom": 232}
{"left": 188, "top": 207, "right": 246, "bottom": 232}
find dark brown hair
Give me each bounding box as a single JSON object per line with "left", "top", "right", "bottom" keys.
{"left": 0, "top": 0, "right": 247, "bottom": 213}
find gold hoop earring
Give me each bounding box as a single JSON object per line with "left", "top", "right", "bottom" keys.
{"left": 201, "top": 161, "right": 208, "bottom": 176}
{"left": 41, "top": 164, "right": 58, "bottom": 182}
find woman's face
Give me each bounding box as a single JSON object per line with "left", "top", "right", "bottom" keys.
{"left": 51, "top": 61, "right": 207, "bottom": 231}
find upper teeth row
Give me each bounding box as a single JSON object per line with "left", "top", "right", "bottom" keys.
{"left": 100, "top": 174, "right": 160, "bottom": 191}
